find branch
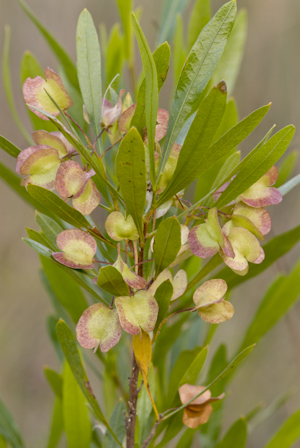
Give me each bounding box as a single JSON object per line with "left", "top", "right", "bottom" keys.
{"left": 142, "top": 421, "right": 160, "bottom": 448}
{"left": 126, "top": 355, "right": 139, "bottom": 448}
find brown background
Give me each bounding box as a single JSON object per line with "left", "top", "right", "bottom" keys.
{"left": 0, "top": 0, "right": 300, "bottom": 446}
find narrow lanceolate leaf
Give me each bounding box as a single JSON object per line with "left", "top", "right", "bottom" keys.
{"left": 115, "top": 0, "right": 133, "bottom": 62}
{"left": 158, "top": 0, "right": 237, "bottom": 177}
{"left": 278, "top": 173, "right": 300, "bottom": 196}
{"left": 157, "top": 82, "right": 227, "bottom": 205}
{"left": 103, "top": 399, "right": 126, "bottom": 448}
{"left": 187, "top": 0, "right": 211, "bottom": 50}
{"left": 214, "top": 419, "right": 247, "bottom": 448}
{"left": 154, "top": 217, "right": 181, "bottom": 274}
{"left": 154, "top": 280, "right": 174, "bottom": 336}
{"left": 47, "top": 397, "right": 63, "bottom": 448}
{"left": 217, "top": 224, "right": 300, "bottom": 290}
{"left": 157, "top": 0, "right": 191, "bottom": 45}
{"left": 178, "top": 121, "right": 275, "bottom": 220}
{"left": 27, "top": 185, "right": 91, "bottom": 229}
{"left": 212, "top": 10, "right": 248, "bottom": 96}
{"left": 44, "top": 368, "right": 63, "bottom": 399}
{"left": 36, "top": 212, "right": 63, "bottom": 248}
{"left": 0, "top": 398, "right": 25, "bottom": 448}
{"left": 56, "top": 320, "right": 122, "bottom": 447}
{"left": 116, "top": 128, "right": 147, "bottom": 240}
{"left": 264, "top": 408, "right": 300, "bottom": 448}
{"left": 41, "top": 256, "right": 89, "bottom": 324}
{"left": 131, "top": 42, "right": 171, "bottom": 133}
{"left": 0, "top": 136, "right": 21, "bottom": 158}
{"left": 20, "top": 51, "right": 56, "bottom": 132}
{"left": 240, "top": 259, "right": 300, "bottom": 352}
{"left": 173, "top": 15, "right": 187, "bottom": 84}
{"left": 97, "top": 266, "right": 129, "bottom": 297}
{"left": 23, "top": 238, "right": 53, "bottom": 259}
{"left": 215, "top": 125, "right": 295, "bottom": 209}
{"left": 3, "top": 26, "right": 32, "bottom": 144}
{"left": 17, "top": 0, "right": 79, "bottom": 89}
{"left": 167, "top": 347, "right": 208, "bottom": 405}
{"left": 276, "top": 150, "right": 299, "bottom": 187}
{"left": 76, "top": 9, "right": 102, "bottom": 144}
{"left": 132, "top": 13, "right": 158, "bottom": 191}
{"left": 63, "top": 362, "right": 91, "bottom": 447}
{"left": 162, "top": 345, "right": 255, "bottom": 421}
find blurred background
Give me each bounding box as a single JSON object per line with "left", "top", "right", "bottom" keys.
{"left": 0, "top": 0, "right": 300, "bottom": 446}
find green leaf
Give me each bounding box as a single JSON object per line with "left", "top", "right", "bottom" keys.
{"left": 162, "top": 345, "right": 254, "bottom": 421}
{"left": 240, "top": 258, "right": 300, "bottom": 352}
{"left": 189, "top": 123, "right": 276, "bottom": 214}
{"left": 217, "top": 224, "right": 300, "bottom": 290}
{"left": 47, "top": 397, "right": 63, "bottom": 448}
{"left": 157, "top": 82, "right": 227, "bottom": 205}
{"left": 0, "top": 135, "right": 21, "bottom": 158}
{"left": 248, "top": 390, "right": 294, "bottom": 433}
{"left": 44, "top": 368, "right": 63, "bottom": 399}
{"left": 56, "top": 319, "right": 122, "bottom": 447}
{"left": 154, "top": 280, "right": 174, "bottom": 336}
{"left": 17, "top": 0, "right": 79, "bottom": 89}
{"left": 97, "top": 266, "right": 130, "bottom": 296}
{"left": 23, "top": 238, "right": 53, "bottom": 259}
{"left": 158, "top": 0, "right": 191, "bottom": 45}
{"left": 167, "top": 346, "right": 208, "bottom": 404}
{"left": 207, "top": 150, "right": 241, "bottom": 203}
{"left": 63, "top": 362, "right": 91, "bottom": 447}
{"left": 201, "top": 345, "right": 228, "bottom": 447}
{"left": 115, "top": 0, "right": 133, "bottom": 62}
{"left": 116, "top": 128, "right": 146, "bottom": 240}
{"left": 46, "top": 315, "right": 65, "bottom": 362}
{"left": 212, "top": 10, "right": 248, "bottom": 96}
{"left": 276, "top": 150, "right": 299, "bottom": 187}
{"left": 132, "top": 13, "right": 158, "bottom": 190}
{"left": 26, "top": 227, "right": 54, "bottom": 250}
{"left": 27, "top": 185, "right": 91, "bottom": 229}
{"left": 131, "top": 42, "right": 171, "bottom": 134}
{"left": 0, "top": 398, "right": 25, "bottom": 448}
{"left": 106, "top": 24, "right": 124, "bottom": 88}
{"left": 214, "top": 419, "right": 247, "bottom": 448}
{"left": 176, "top": 429, "right": 197, "bottom": 447}
{"left": 0, "top": 435, "right": 7, "bottom": 448}
{"left": 76, "top": 9, "right": 102, "bottom": 145}
{"left": 215, "top": 125, "right": 295, "bottom": 209}
{"left": 194, "top": 98, "right": 239, "bottom": 203}
{"left": 179, "top": 346, "right": 208, "bottom": 387}
{"left": 278, "top": 173, "right": 300, "bottom": 196}
{"left": 159, "top": 0, "right": 237, "bottom": 176}
{"left": 154, "top": 217, "right": 181, "bottom": 274}
{"left": 36, "top": 212, "right": 63, "bottom": 248}
{"left": 103, "top": 399, "right": 126, "bottom": 448}
{"left": 3, "top": 26, "right": 32, "bottom": 144}
{"left": 264, "top": 408, "right": 300, "bottom": 448}
{"left": 20, "top": 51, "right": 56, "bottom": 132}
{"left": 173, "top": 15, "right": 187, "bottom": 84}
{"left": 40, "top": 256, "right": 89, "bottom": 324}
{"left": 187, "top": 0, "right": 211, "bottom": 51}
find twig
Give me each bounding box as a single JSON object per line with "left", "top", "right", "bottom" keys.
{"left": 130, "top": 258, "right": 154, "bottom": 270}
{"left": 64, "top": 111, "right": 91, "bottom": 146}
{"left": 126, "top": 355, "right": 139, "bottom": 448}
{"left": 142, "top": 421, "right": 160, "bottom": 448}
{"left": 100, "top": 135, "right": 125, "bottom": 158}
